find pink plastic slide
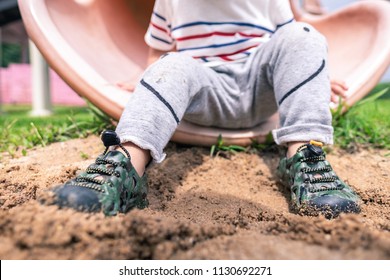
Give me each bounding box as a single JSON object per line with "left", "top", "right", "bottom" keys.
{"left": 18, "top": 0, "right": 390, "bottom": 146}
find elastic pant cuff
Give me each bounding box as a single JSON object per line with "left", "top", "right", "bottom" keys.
{"left": 272, "top": 124, "right": 334, "bottom": 145}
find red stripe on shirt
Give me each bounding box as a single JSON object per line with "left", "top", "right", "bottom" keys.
{"left": 219, "top": 55, "right": 234, "bottom": 61}
{"left": 150, "top": 22, "right": 169, "bottom": 34}
{"left": 176, "top": 31, "right": 264, "bottom": 42}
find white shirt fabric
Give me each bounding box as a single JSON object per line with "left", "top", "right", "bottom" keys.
{"left": 145, "top": 0, "right": 294, "bottom": 66}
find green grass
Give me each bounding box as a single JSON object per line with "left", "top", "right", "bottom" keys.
{"left": 372, "top": 82, "right": 390, "bottom": 99}
{"left": 0, "top": 104, "right": 115, "bottom": 158}
{"left": 210, "top": 134, "right": 248, "bottom": 156}
{"left": 332, "top": 85, "right": 390, "bottom": 150}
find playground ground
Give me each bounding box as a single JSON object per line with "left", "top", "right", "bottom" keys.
{"left": 0, "top": 135, "right": 389, "bottom": 259}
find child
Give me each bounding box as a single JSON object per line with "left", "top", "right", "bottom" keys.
{"left": 52, "top": 0, "right": 361, "bottom": 218}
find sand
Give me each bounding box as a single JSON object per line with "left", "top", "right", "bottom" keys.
{"left": 0, "top": 135, "right": 389, "bottom": 259}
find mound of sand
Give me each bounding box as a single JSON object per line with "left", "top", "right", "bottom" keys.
{"left": 0, "top": 135, "right": 389, "bottom": 259}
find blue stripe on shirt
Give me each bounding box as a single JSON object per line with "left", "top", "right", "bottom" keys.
{"left": 276, "top": 18, "right": 295, "bottom": 30}
{"left": 178, "top": 38, "right": 251, "bottom": 52}
{"left": 150, "top": 34, "right": 173, "bottom": 45}
{"left": 153, "top": 12, "right": 167, "bottom": 22}
{"left": 172, "top": 21, "right": 274, "bottom": 34}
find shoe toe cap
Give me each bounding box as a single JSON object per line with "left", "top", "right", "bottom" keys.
{"left": 53, "top": 184, "right": 102, "bottom": 212}
{"left": 308, "top": 195, "right": 360, "bottom": 219}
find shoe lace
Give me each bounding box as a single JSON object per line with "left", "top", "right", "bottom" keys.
{"left": 71, "top": 130, "right": 138, "bottom": 193}
{"left": 73, "top": 154, "right": 125, "bottom": 193}
{"left": 299, "top": 151, "right": 343, "bottom": 192}
{"left": 300, "top": 155, "right": 326, "bottom": 162}
{"left": 301, "top": 166, "right": 332, "bottom": 173}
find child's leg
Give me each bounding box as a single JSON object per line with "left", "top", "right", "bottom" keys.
{"left": 247, "top": 22, "right": 360, "bottom": 218}
{"left": 115, "top": 52, "right": 226, "bottom": 164}
{"left": 260, "top": 22, "right": 333, "bottom": 146}
{"left": 51, "top": 53, "right": 230, "bottom": 215}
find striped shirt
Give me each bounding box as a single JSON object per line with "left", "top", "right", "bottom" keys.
{"left": 145, "top": 0, "right": 294, "bottom": 66}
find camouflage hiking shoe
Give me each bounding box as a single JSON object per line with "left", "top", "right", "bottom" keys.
{"left": 52, "top": 130, "right": 148, "bottom": 216}
{"left": 277, "top": 141, "right": 361, "bottom": 219}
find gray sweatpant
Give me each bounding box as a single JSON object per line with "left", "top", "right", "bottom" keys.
{"left": 116, "top": 22, "right": 333, "bottom": 163}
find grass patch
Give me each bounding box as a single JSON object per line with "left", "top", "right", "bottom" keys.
{"left": 0, "top": 104, "right": 115, "bottom": 158}
{"left": 210, "top": 134, "right": 248, "bottom": 157}
{"left": 371, "top": 82, "right": 390, "bottom": 99}
{"left": 332, "top": 86, "right": 390, "bottom": 150}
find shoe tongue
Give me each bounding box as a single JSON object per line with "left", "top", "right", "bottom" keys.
{"left": 300, "top": 144, "right": 324, "bottom": 157}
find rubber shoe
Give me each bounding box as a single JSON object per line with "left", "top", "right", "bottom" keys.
{"left": 277, "top": 141, "right": 361, "bottom": 219}
{"left": 52, "top": 130, "right": 148, "bottom": 216}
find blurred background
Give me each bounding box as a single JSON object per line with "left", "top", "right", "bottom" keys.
{"left": 0, "top": 0, "right": 389, "bottom": 112}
